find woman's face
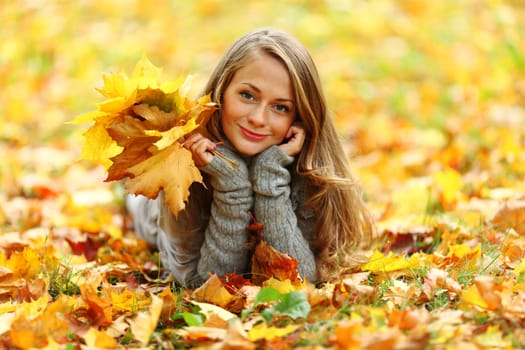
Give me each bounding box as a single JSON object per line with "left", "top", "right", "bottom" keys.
{"left": 220, "top": 53, "right": 296, "bottom": 156}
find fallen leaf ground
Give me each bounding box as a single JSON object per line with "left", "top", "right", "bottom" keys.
{"left": 1, "top": 1, "right": 525, "bottom": 349}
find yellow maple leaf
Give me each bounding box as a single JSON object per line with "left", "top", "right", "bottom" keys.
{"left": 0, "top": 247, "right": 41, "bottom": 280}
{"left": 80, "top": 123, "right": 123, "bottom": 170}
{"left": 10, "top": 296, "right": 72, "bottom": 349}
{"left": 125, "top": 144, "right": 202, "bottom": 215}
{"left": 361, "top": 250, "right": 420, "bottom": 273}
{"left": 84, "top": 327, "right": 118, "bottom": 349}
{"left": 247, "top": 322, "right": 299, "bottom": 342}
{"left": 461, "top": 284, "right": 491, "bottom": 310}
{"left": 262, "top": 277, "right": 305, "bottom": 294}
{"left": 446, "top": 244, "right": 481, "bottom": 264}
{"left": 433, "top": 167, "right": 464, "bottom": 210}
{"left": 14, "top": 294, "right": 50, "bottom": 317}
{"left": 514, "top": 258, "right": 525, "bottom": 276}
{"left": 130, "top": 55, "right": 164, "bottom": 90}
{"left": 110, "top": 289, "right": 150, "bottom": 314}
{"left": 474, "top": 325, "right": 512, "bottom": 348}
{"left": 95, "top": 55, "right": 160, "bottom": 110}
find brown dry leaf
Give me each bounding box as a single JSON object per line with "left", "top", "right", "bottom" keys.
{"left": 105, "top": 114, "right": 161, "bottom": 182}
{"left": 125, "top": 143, "right": 202, "bottom": 216}
{"left": 385, "top": 279, "right": 422, "bottom": 307}
{"left": 128, "top": 294, "right": 163, "bottom": 345}
{"left": 333, "top": 273, "right": 375, "bottom": 307}
{"left": 190, "top": 300, "right": 237, "bottom": 325}
{"left": 251, "top": 240, "right": 302, "bottom": 285}
{"left": 0, "top": 266, "right": 12, "bottom": 282}
{"left": 491, "top": 198, "right": 525, "bottom": 234}
{"left": 422, "top": 268, "right": 462, "bottom": 300}
{"left": 211, "top": 319, "right": 256, "bottom": 350}
{"left": 501, "top": 240, "right": 525, "bottom": 268}
{"left": 132, "top": 103, "right": 179, "bottom": 131}
{"left": 361, "top": 329, "right": 401, "bottom": 350}
{"left": 225, "top": 285, "right": 260, "bottom": 314}
{"left": 104, "top": 103, "right": 182, "bottom": 182}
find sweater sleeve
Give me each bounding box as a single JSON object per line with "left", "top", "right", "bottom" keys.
{"left": 196, "top": 145, "right": 253, "bottom": 279}
{"left": 250, "top": 146, "right": 316, "bottom": 281}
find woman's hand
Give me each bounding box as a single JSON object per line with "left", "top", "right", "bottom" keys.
{"left": 182, "top": 133, "right": 216, "bottom": 167}
{"left": 279, "top": 124, "right": 305, "bottom": 156}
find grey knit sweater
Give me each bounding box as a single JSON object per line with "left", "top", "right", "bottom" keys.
{"left": 127, "top": 144, "right": 317, "bottom": 288}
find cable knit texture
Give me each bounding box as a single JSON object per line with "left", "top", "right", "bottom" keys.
{"left": 196, "top": 145, "right": 253, "bottom": 280}
{"left": 127, "top": 144, "right": 318, "bottom": 287}
{"left": 250, "top": 145, "right": 316, "bottom": 281}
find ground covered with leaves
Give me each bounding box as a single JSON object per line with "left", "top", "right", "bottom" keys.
{"left": 2, "top": 1, "right": 525, "bottom": 349}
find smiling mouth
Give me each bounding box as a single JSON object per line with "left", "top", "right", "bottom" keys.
{"left": 240, "top": 126, "right": 267, "bottom": 141}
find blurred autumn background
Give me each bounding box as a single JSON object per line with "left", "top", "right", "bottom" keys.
{"left": 2, "top": 0, "right": 525, "bottom": 348}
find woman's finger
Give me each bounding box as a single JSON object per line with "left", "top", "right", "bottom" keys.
{"left": 187, "top": 136, "right": 215, "bottom": 166}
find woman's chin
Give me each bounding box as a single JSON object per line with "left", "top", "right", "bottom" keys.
{"left": 231, "top": 141, "right": 269, "bottom": 156}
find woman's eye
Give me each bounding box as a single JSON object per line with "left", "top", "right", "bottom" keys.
{"left": 275, "top": 104, "right": 290, "bottom": 113}
{"left": 240, "top": 91, "right": 254, "bottom": 100}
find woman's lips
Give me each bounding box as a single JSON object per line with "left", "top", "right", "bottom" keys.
{"left": 240, "top": 126, "right": 267, "bottom": 141}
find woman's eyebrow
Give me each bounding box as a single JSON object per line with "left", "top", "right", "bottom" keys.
{"left": 240, "top": 82, "right": 294, "bottom": 103}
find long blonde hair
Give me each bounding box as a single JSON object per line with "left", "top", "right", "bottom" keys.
{"left": 203, "top": 28, "right": 374, "bottom": 280}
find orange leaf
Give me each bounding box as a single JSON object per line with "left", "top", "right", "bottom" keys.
{"left": 84, "top": 327, "right": 118, "bottom": 348}
{"left": 9, "top": 328, "right": 34, "bottom": 350}
{"left": 334, "top": 320, "right": 362, "bottom": 350}
{"left": 192, "top": 274, "right": 235, "bottom": 308}
{"left": 251, "top": 240, "right": 302, "bottom": 285}
{"left": 80, "top": 284, "right": 113, "bottom": 327}
{"left": 491, "top": 198, "right": 525, "bottom": 235}
{"left": 388, "top": 307, "right": 430, "bottom": 330}
{"left": 220, "top": 271, "right": 255, "bottom": 294}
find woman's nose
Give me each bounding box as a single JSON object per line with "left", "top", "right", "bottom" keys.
{"left": 247, "top": 105, "right": 266, "bottom": 127}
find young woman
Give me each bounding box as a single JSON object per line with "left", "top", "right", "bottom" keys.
{"left": 127, "top": 28, "right": 374, "bottom": 288}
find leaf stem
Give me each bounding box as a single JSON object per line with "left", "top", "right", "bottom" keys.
{"left": 212, "top": 150, "right": 239, "bottom": 169}
{"left": 212, "top": 141, "right": 239, "bottom": 169}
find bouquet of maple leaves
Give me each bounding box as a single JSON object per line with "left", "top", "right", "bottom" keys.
{"left": 71, "top": 57, "right": 304, "bottom": 286}
{"left": 70, "top": 57, "right": 218, "bottom": 215}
